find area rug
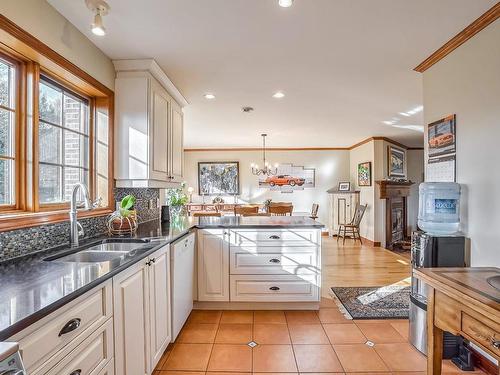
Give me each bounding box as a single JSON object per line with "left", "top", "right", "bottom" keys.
{"left": 330, "top": 286, "right": 410, "bottom": 319}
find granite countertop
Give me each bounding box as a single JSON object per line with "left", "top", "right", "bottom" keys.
{"left": 0, "top": 216, "right": 323, "bottom": 340}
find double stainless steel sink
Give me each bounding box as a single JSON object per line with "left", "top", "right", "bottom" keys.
{"left": 44, "top": 239, "right": 155, "bottom": 264}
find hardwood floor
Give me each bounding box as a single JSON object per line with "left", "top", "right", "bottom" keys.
{"left": 321, "top": 235, "right": 411, "bottom": 297}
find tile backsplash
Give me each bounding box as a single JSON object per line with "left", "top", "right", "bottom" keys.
{"left": 0, "top": 187, "right": 160, "bottom": 262}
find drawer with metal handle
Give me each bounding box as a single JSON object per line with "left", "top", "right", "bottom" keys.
{"left": 230, "top": 274, "right": 319, "bottom": 302}
{"left": 461, "top": 313, "right": 500, "bottom": 357}
{"left": 230, "top": 229, "right": 320, "bottom": 246}
{"left": 230, "top": 249, "right": 318, "bottom": 275}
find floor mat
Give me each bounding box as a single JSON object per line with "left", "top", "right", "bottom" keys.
{"left": 330, "top": 285, "right": 410, "bottom": 319}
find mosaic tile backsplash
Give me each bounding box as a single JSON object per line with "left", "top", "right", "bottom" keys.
{"left": 0, "top": 188, "right": 160, "bottom": 262}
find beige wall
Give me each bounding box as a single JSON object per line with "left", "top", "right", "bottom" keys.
{"left": 184, "top": 149, "right": 350, "bottom": 225}
{"left": 423, "top": 19, "right": 500, "bottom": 267}
{"left": 1, "top": 0, "right": 115, "bottom": 90}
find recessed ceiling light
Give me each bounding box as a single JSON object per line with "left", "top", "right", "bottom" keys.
{"left": 86, "top": 0, "right": 110, "bottom": 36}
{"left": 204, "top": 93, "right": 216, "bottom": 99}
{"left": 278, "top": 0, "right": 293, "bottom": 8}
{"left": 272, "top": 91, "right": 285, "bottom": 99}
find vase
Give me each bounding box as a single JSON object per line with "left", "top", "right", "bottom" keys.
{"left": 169, "top": 205, "right": 187, "bottom": 220}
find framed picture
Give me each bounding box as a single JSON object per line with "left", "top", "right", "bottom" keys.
{"left": 198, "top": 162, "right": 240, "bottom": 195}
{"left": 338, "top": 182, "right": 351, "bottom": 191}
{"left": 428, "top": 114, "right": 456, "bottom": 158}
{"left": 258, "top": 163, "right": 315, "bottom": 193}
{"left": 357, "top": 162, "right": 372, "bottom": 186}
{"left": 388, "top": 146, "right": 406, "bottom": 177}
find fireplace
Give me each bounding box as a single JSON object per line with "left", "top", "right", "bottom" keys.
{"left": 376, "top": 180, "right": 414, "bottom": 250}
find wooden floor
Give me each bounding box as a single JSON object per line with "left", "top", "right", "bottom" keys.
{"left": 321, "top": 235, "right": 411, "bottom": 297}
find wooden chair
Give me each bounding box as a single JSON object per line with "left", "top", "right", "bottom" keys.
{"left": 268, "top": 205, "right": 293, "bottom": 216}
{"left": 193, "top": 212, "right": 222, "bottom": 217}
{"left": 242, "top": 212, "right": 271, "bottom": 217}
{"left": 310, "top": 203, "right": 319, "bottom": 219}
{"left": 234, "top": 205, "right": 259, "bottom": 216}
{"left": 337, "top": 204, "right": 367, "bottom": 245}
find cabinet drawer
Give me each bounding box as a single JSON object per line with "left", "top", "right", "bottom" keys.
{"left": 230, "top": 229, "right": 320, "bottom": 246}
{"left": 17, "top": 282, "right": 112, "bottom": 373}
{"left": 462, "top": 313, "right": 500, "bottom": 357}
{"left": 230, "top": 248, "right": 318, "bottom": 275}
{"left": 44, "top": 319, "right": 113, "bottom": 375}
{"left": 230, "top": 275, "right": 319, "bottom": 302}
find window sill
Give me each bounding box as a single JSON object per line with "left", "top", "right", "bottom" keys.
{"left": 0, "top": 208, "right": 114, "bottom": 232}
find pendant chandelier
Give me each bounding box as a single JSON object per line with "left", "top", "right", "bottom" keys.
{"left": 251, "top": 134, "right": 278, "bottom": 176}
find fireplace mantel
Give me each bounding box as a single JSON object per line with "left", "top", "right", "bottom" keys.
{"left": 376, "top": 180, "right": 414, "bottom": 199}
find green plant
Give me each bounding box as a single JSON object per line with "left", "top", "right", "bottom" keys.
{"left": 108, "top": 194, "right": 138, "bottom": 234}
{"left": 167, "top": 182, "right": 189, "bottom": 207}
{"left": 119, "top": 194, "right": 136, "bottom": 217}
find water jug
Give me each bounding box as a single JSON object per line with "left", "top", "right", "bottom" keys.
{"left": 418, "top": 182, "right": 461, "bottom": 234}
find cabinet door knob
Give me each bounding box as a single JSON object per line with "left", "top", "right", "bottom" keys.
{"left": 146, "top": 260, "right": 152, "bottom": 266}
{"left": 151, "top": 258, "right": 156, "bottom": 263}
{"left": 269, "top": 235, "right": 280, "bottom": 240}
{"left": 69, "top": 370, "right": 82, "bottom": 375}
{"left": 269, "top": 286, "right": 280, "bottom": 291}
{"left": 58, "top": 318, "right": 81, "bottom": 336}
{"left": 492, "top": 339, "right": 500, "bottom": 349}
{"left": 269, "top": 258, "right": 281, "bottom": 263}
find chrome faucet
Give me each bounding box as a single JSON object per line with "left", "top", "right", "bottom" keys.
{"left": 69, "top": 183, "right": 93, "bottom": 247}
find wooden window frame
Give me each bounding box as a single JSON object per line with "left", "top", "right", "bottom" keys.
{"left": 0, "top": 15, "right": 114, "bottom": 232}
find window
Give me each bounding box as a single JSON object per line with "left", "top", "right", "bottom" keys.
{"left": 0, "top": 56, "right": 16, "bottom": 207}
{"left": 38, "top": 76, "right": 90, "bottom": 205}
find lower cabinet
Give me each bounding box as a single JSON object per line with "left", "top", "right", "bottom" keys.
{"left": 113, "top": 244, "right": 171, "bottom": 375}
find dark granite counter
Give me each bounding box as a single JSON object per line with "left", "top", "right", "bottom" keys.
{"left": 0, "top": 216, "right": 323, "bottom": 340}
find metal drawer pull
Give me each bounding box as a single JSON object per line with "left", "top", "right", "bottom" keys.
{"left": 58, "top": 318, "right": 81, "bottom": 336}
{"left": 269, "top": 258, "right": 281, "bottom": 263}
{"left": 492, "top": 340, "right": 500, "bottom": 349}
{"left": 269, "top": 286, "right": 280, "bottom": 291}
{"left": 69, "top": 370, "right": 82, "bottom": 375}
{"left": 269, "top": 235, "right": 280, "bottom": 239}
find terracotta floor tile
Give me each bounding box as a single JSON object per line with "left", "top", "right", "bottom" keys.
{"left": 220, "top": 310, "right": 254, "bottom": 324}
{"left": 374, "top": 343, "right": 427, "bottom": 372}
{"left": 442, "top": 359, "right": 485, "bottom": 374}
{"left": 355, "top": 319, "right": 408, "bottom": 324}
{"left": 288, "top": 324, "right": 329, "bottom": 344}
{"left": 188, "top": 310, "right": 222, "bottom": 324}
{"left": 319, "top": 297, "right": 339, "bottom": 308}
{"left": 317, "top": 308, "right": 351, "bottom": 324}
{"left": 253, "top": 345, "right": 298, "bottom": 373}
{"left": 156, "top": 372, "right": 205, "bottom": 375}
{"left": 215, "top": 323, "right": 253, "bottom": 344}
{"left": 254, "top": 323, "right": 291, "bottom": 344}
{"left": 323, "top": 323, "right": 367, "bottom": 344}
{"left": 254, "top": 310, "right": 287, "bottom": 324}
{"left": 390, "top": 320, "right": 410, "bottom": 340}
{"left": 177, "top": 324, "right": 218, "bottom": 343}
{"left": 285, "top": 310, "right": 321, "bottom": 324}
{"left": 357, "top": 322, "right": 407, "bottom": 343}
{"left": 333, "top": 344, "right": 389, "bottom": 372}
{"left": 208, "top": 373, "right": 251, "bottom": 375}
{"left": 293, "top": 344, "right": 344, "bottom": 373}
{"left": 162, "top": 343, "right": 212, "bottom": 371}
{"left": 207, "top": 344, "right": 252, "bottom": 372}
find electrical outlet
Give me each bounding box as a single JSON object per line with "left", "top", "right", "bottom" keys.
{"left": 148, "top": 199, "right": 157, "bottom": 209}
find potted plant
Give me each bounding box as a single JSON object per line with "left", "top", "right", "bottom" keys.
{"left": 108, "top": 194, "right": 138, "bottom": 235}
{"left": 167, "top": 182, "right": 189, "bottom": 220}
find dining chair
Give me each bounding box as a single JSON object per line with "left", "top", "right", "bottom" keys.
{"left": 268, "top": 205, "right": 293, "bottom": 216}
{"left": 242, "top": 212, "right": 271, "bottom": 217}
{"left": 234, "top": 205, "right": 259, "bottom": 216}
{"left": 192, "top": 212, "right": 222, "bottom": 217}
{"left": 337, "top": 204, "right": 367, "bottom": 245}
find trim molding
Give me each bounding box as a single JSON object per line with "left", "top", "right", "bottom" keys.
{"left": 361, "top": 237, "right": 382, "bottom": 247}
{"left": 185, "top": 136, "right": 421, "bottom": 152}
{"left": 414, "top": 3, "right": 500, "bottom": 73}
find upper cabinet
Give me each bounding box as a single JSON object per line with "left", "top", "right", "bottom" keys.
{"left": 114, "top": 59, "right": 188, "bottom": 187}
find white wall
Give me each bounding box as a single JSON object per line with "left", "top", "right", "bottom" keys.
{"left": 349, "top": 142, "right": 375, "bottom": 240}
{"left": 407, "top": 149, "right": 424, "bottom": 232}
{"left": 184, "top": 149, "right": 350, "bottom": 225}
{"left": 0, "top": 0, "right": 115, "bottom": 90}
{"left": 423, "top": 19, "right": 500, "bottom": 267}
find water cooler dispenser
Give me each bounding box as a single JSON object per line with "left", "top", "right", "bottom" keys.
{"left": 409, "top": 231, "right": 466, "bottom": 356}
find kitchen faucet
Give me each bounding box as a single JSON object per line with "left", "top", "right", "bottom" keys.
{"left": 69, "top": 183, "right": 97, "bottom": 247}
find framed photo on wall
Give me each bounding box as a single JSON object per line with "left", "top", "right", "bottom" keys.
{"left": 198, "top": 161, "right": 240, "bottom": 195}
{"left": 428, "top": 114, "right": 456, "bottom": 158}
{"left": 357, "top": 162, "right": 372, "bottom": 186}
{"left": 338, "top": 182, "right": 351, "bottom": 191}
{"left": 388, "top": 146, "right": 406, "bottom": 177}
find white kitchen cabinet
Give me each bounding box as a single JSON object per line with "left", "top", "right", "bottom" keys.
{"left": 114, "top": 59, "right": 186, "bottom": 187}
{"left": 113, "top": 259, "right": 151, "bottom": 375}
{"left": 197, "top": 229, "right": 230, "bottom": 301}
{"left": 113, "top": 244, "right": 171, "bottom": 375}
{"left": 148, "top": 246, "right": 171, "bottom": 369}
{"left": 328, "top": 191, "right": 360, "bottom": 235}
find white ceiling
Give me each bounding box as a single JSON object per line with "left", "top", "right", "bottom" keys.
{"left": 48, "top": 0, "right": 496, "bottom": 148}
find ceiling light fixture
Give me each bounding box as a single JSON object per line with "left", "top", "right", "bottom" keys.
{"left": 85, "top": 0, "right": 110, "bottom": 36}
{"left": 278, "top": 0, "right": 294, "bottom": 8}
{"left": 272, "top": 91, "right": 285, "bottom": 99}
{"left": 251, "top": 134, "right": 278, "bottom": 176}
{"left": 204, "top": 93, "right": 216, "bottom": 99}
